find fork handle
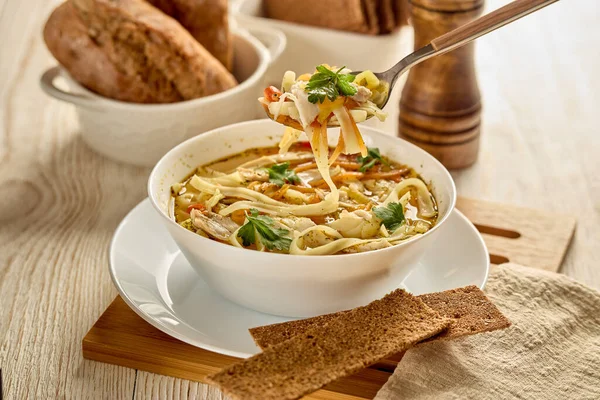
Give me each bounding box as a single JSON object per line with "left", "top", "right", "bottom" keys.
{"left": 431, "top": 0, "right": 559, "bottom": 52}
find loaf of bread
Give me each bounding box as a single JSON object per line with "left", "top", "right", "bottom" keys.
{"left": 147, "top": 0, "right": 232, "bottom": 71}
{"left": 44, "top": 0, "right": 237, "bottom": 103}
{"left": 44, "top": 2, "right": 160, "bottom": 102}
{"left": 264, "top": 0, "right": 408, "bottom": 35}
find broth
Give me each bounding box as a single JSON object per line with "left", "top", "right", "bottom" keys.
{"left": 172, "top": 143, "right": 438, "bottom": 255}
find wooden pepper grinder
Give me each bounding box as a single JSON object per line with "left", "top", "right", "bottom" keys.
{"left": 399, "top": 0, "right": 484, "bottom": 169}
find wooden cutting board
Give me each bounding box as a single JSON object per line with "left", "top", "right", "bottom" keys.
{"left": 83, "top": 197, "right": 575, "bottom": 399}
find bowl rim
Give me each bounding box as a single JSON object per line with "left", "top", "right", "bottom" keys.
{"left": 57, "top": 30, "right": 272, "bottom": 111}
{"left": 148, "top": 119, "right": 457, "bottom": 259}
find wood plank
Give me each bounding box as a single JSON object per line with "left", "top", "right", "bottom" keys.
{"left": 84, "top": 297, "right": 388, "bottom": 400}
{"left": 456, "top": 197, "right": 576, "bottom": 271}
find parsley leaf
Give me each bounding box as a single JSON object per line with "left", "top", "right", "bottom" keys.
{"left": 373, "top": 202, "right": 405, "bottom": 232}
{"left": 237, "top": 209, "right": 292, "bottom": 251}
{"left": 337, "top": 75, "right": 357, "bottom": 96}
{"left": 237, "top": 221, "right": 255, "bottom": 246}
{"left": 305, "top": 65, "right": 357, "bottom": 104}
{"left": 357, "top": 147, "right": 390, "bottom": 172}
{"left": 263, "top": 162, "right": 301, "bottom": 186}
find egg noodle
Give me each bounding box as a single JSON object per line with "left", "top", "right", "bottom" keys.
{"left": 172, "top": 66, "right": 438, "bottom": 255}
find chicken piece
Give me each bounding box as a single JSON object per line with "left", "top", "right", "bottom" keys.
{"left": 351, "top": 85, "right": 372, "bottom": 103}
{"left": 342, "top": 239, "right": 392, "bottom": 254}
{"left": 278, "top": 217, "right": 316, "bottom": 233}
{"left": 191, "top": 209, "right": 239, "bottom": 241}
{"left": 328, "top": 210, "right": 381, "bottom": 239}
{"left": 238, "top": 168, "right": 270, "bottom": 182}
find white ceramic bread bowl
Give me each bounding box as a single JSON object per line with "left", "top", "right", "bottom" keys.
{"left": 40, "top": 27, "right": 286, "bottom": 167}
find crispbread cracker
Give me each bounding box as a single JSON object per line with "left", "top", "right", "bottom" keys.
{"left": 264, "top": 0, "right": 370, "bottom": 34}
{"left": 418, "top": 285, "right": 511, "bottom": 342}
{"left": 377, "top": 0, "right": 396, "bottom": 34}
{"left": 361, "top": 0, "right": 380, "bottom": 34}
{"left": 206, "top": 289, "right": 451, "bottom": 400}
{"left": 250, "top": 285, "right": 510, "bottom": 349}
{"left": 393, "top": 0, "right": 410, "bottom": 27}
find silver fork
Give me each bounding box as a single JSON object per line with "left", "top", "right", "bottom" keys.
{"left": 354, "top": 0, "right": 559, "bottom": 112}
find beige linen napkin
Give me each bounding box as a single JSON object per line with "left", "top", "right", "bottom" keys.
{"left": 376, "top": 263, "right": 600, "bottom": 399}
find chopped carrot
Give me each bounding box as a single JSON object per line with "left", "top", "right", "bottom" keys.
{"left": 309, "top": 172, "right": 365, "bottom": 188}
{"left": 187, "top": 203, "right": 206, "bottom": 214}
{"left": 310, "top": 215, "right": 328, "bottom": 225}
{"left": 307, "top": 194, "right": 321, "bottom": 204}
{"left": 271, "top": 184, "right": 290, "bottom": 200}
{"left": 231, "top": 210, "right": 247, "bottom": 225}
{"left": 293, "top": 162, "right": 318, "bottom": 172}
{"left": 362, "top": 169, "right": 409, "bottom": 181}
{"left": 334, "top": 162, "right": 362, "bottom": 171}
{"left": 295, "top": 141, "right": 312, "bottom": 149}
{"left": 294, "top": 161, "right": 362, "bottom": 173}
{"left": 348, "top": 107, "right": 368, "bottom": 157}
{"left": 289, "top": 185, "right": 317, "bottom": 193}
{"left": 263, "top": 86, "right": 282, "bottom": 102}
{"left": 329, "top": 132, "right": 345, "bottom": 164}
{"left": 344, "top": 98, "right": 360, "bottom": 109}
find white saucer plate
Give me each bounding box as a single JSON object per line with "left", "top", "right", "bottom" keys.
{"left": 109, "top": 199, "right": 489, "bottom": 358}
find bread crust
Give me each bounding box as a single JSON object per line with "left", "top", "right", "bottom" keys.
{"left": 44, "top": 2, "right": 164, "bottom": 102}
{"left": 44, "top": 0, "right": 237, "bottom": 103}
{"left": 264, "top": 0, "right": 374, "bottom": 34}
{"left": 377, "top": 0, "right": 396, "bottom": 34}
{"left": 147, "top": 0, "right": 233, "bottom": 71}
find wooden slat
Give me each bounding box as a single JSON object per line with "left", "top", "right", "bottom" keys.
{"left": 83, "top": 297, "right": 386, "bottom": 400}
{"left": 456, "top": 197, "right": 576, "bottom": 271}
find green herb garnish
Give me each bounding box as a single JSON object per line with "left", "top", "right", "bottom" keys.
{"left": 373, "top": 202, "right": 405, "bottom": 232}
{"left": 305, "top": 65, "right": 357, "bottom": 104}
{"left": 237, "top": 209, "right": 292, "bottom": 251}
{"left": 264, "top": 162, "right": 301, "bottom": 186}
{"left": 357, "top": 147, "right": 389, "bottom": 172}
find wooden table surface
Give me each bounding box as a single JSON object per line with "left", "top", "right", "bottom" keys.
{"left": 1, "top": 0, "right": 598, "bottom": 399}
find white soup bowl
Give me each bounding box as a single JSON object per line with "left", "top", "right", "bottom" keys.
{"left": 148, "top": 119, "right": 456, "bottom": 317}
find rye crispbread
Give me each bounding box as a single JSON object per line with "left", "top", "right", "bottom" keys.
{"left": 361, "top": 0, "right": 380, "bottom": 34}
{"left": 263, "top": 0, "right": 404, "bottom": 35}
{"left": 250, "top": 285, "right": 510, "bottom": 349}
{"left": 264, "top": 0, "right": 374, "bottom": 34}
{"left": 206, "top": 289, "right": 451, "bottom": 400}
{"left": 264, "top": 0, "right": 408, "bottom": 35}
{"left": 377, "top": 0, "right": 397, "bottom": 33}
{"left": 393, "top": 0, "right": 410, "bottom": 27}
{"left": 418, "top": 285, "right": 511, "bottom": 342}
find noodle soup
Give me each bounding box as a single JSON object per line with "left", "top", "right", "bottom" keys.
{"left": 172, "top": 143, "right": 438, "bottom": 255}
